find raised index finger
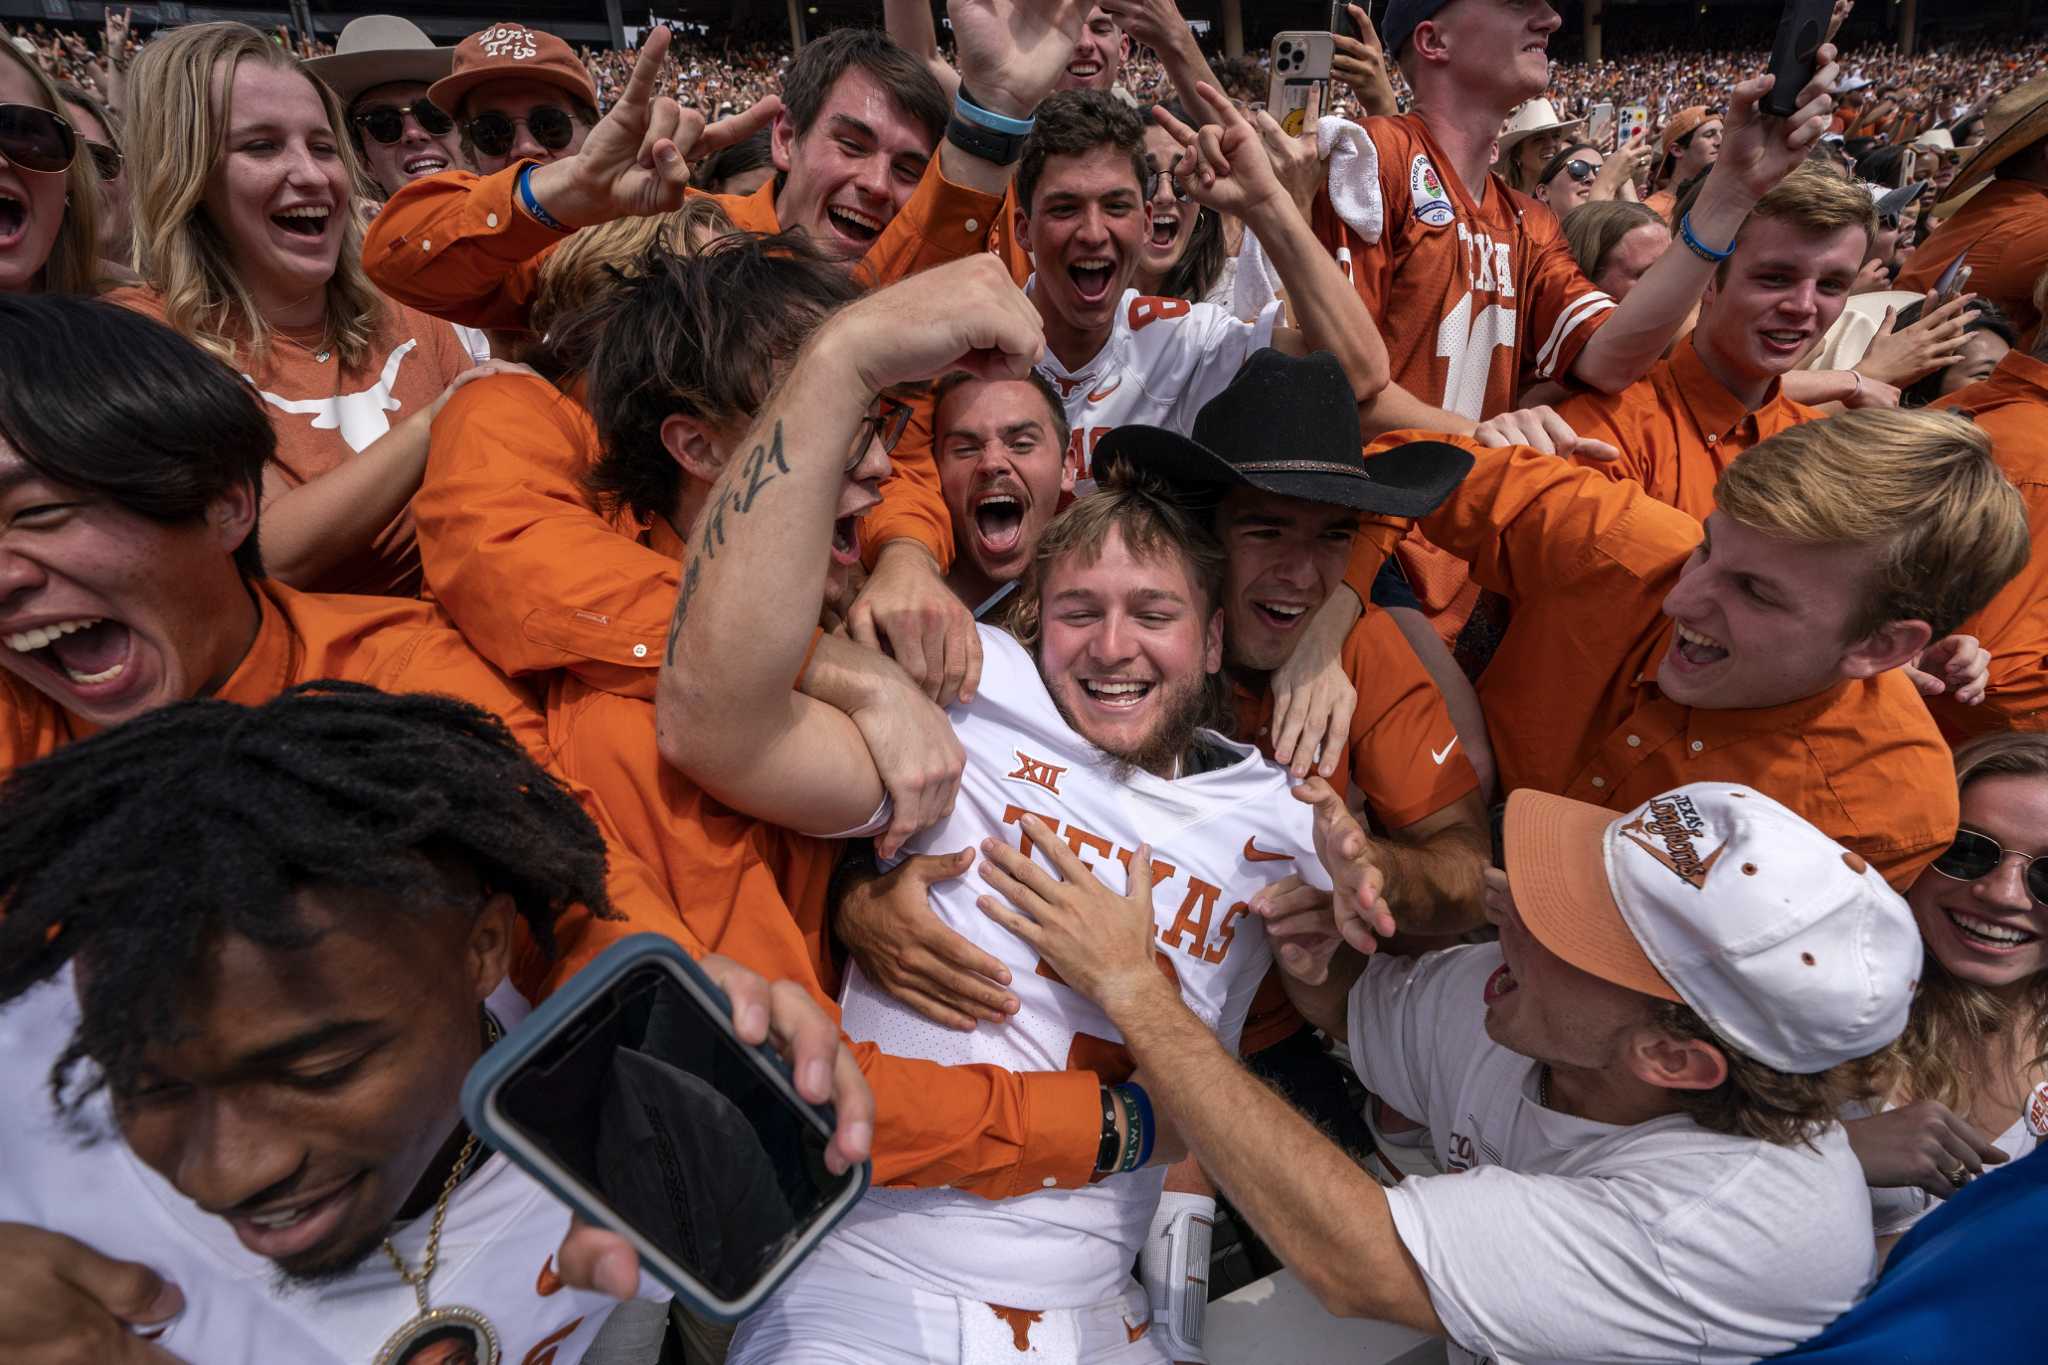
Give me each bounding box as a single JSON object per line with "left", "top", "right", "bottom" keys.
{"left": 620, "top": 23, "right": 671, "bottom": 107}
{"left": 1151, "top": 100, "right": 1197, "bottom": 148}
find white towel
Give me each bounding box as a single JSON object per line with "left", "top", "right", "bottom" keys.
{"left": 1233, "top": 115, "right": 1384, "bottom": 321}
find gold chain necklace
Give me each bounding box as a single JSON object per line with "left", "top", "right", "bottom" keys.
{"left": 371, "top": 1011, "right": 505, "bottom": 1365}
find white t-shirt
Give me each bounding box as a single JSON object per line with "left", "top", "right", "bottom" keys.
{"left": 829, "top": 625, "right": 1328, "bottom": 1308}
{"left": 1028, "top": 282, "right": 1282, "bottom": 483}
{"left": 1865, "top": 1084, "right": 2046, "bottom": 1237}
{"left": 0, "top": 975, "right": 625, "bottom": 1365}
{"left": 1349, "top": 944, "right": 1877, "bottom": 1365}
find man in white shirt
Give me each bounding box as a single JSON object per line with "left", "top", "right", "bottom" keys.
{"left": 996, "top": 777, "right": 1924, "bottom": 1364}
{"left": 0, "top": 685, "right": 863, "bottom": 1365}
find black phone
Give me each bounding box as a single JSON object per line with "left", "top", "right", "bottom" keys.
{"left": 462, "top": 936, "right": 869, "bottom": 1321}
{"left": 1765, "top": 0, "right": 1835, "bottom": 118}
{"left": 1330, "top": 2, "right": 1355, "bottom": 39}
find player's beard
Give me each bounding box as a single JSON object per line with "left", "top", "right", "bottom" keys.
{"left": 1049, "top": 666, "right": 1212, "bottom": 782}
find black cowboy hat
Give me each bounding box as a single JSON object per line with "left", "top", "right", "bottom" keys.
{"left": 1091, "top": 349, "right": 1473, "bottom": 519}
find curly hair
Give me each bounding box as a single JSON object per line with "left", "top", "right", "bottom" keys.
{"left": 0, "top": 682, "right": 615, "bottom": 1117}
{"left": 1650, "top": 1000, "right": 1869, "bottom": 1146}
{"left": 1869, "top": 733, "right": 2048, "bottom": 1115}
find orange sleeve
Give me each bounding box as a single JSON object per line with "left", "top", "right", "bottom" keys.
{"left": 1339, "top": 516, "right": 1407, "bottom": 608}
{"left": 856, "top": 1044, "right": 1101, "bottom": 1194}
{"left": 1343, "top": 610, "right": 1480, "bottom": 828}
{"left": 1554, "top": 387, "right": 1652, "bottom": 487}
{"left": 363, "top": 163, "right": 567, "bottom": 331}
{"left": 0, "top": 674, "right": 67, "bottom": 772}
{"left": 416, "top": 372, "right": 674, "bottom": 700}
{"left": 851, "top": 155, "right": 1009, "bottom": 290}
{"left": 860, "top": 388, "right": 954, "bottom": 571}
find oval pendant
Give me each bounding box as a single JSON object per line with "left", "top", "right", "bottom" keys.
{"left": 373, "top": 1304, "right": 502, "bottom": 1364}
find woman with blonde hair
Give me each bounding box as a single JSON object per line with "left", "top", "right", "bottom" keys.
{"left": 0, "top": 36, "right": 100, "bottom": 293}
{"left": 115, "top": 22, "right": 514, "bottom": 597}
{"left": 1848, "top": 730, "right": 2048, "bottom": 1258}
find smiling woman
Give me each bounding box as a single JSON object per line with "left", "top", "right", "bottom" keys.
{"left": 0, "top": 38, "right": 100, "bottom": 295}
{"left": 110, "top": 23, "right": 492, "bottom": 598}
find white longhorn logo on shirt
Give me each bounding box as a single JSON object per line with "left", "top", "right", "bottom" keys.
{"left": 250, "top": 340, "right": 417, "bottom": 452}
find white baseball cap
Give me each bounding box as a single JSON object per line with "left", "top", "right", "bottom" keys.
{"left": 1504, "top": 783, "right": 1923, "bottom": 1074}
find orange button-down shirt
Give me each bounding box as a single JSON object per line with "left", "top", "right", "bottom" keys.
{"left": 1404, "top": 431, "right": 1958, "bottom": 888}
{"left": 1231, "top": 605, "right": 1482, "bottom": 1054}
{"left": 1559, "top": 335, "right": 1822, "bottom": 521}
{"left": 1930, "top": 350, "right": 2048, "bottom": 739}
{"left": 1895, "top": 181, "right": 2048, "bottom": 347}
{"left": 0, "top": 579, "right": 701, "bottom": 1001}
{"left": 543, "top": 521, "right": 1099, "bottom": 1196}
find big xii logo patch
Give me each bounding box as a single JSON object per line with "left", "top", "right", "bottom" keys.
{"left": 1618, "top": 794, "right": 1726, "bottom": 889}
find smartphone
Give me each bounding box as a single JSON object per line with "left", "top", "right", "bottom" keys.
{"left": 1588, "top": 100, "right": 1616, "bottom": 149}
{"left": 1765, "top": 0, "right": 1835, "bottom": 118}
{"left": 1934, "top": 254, "right": 1973, "bottom": 306}
{"left": 1618, "top": 102, "right": 1651, "bottom": 145}
{"left": 1267, "top": 30, "right": 1335, "bottom": 136}
{"left": 462, "top": 935, "right": 869, "bottom": 1321}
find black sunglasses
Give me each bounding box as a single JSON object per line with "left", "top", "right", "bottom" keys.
{"left": 849, "top": 397, "right": 913, "bottom": 469}
{"left": 83, "top": 140, "right": 121, "bottom": 181}
{"left": 1559, "top": 157, "right": 1602, "bottom": 183}
{"left": 1145, "top": 168, "right": 1192, "bottom": 203}
{"left": 463, "top": 105, "right": 576, "bottom": 159}
{"left": 353, "top": 98, "right": 455, "bottom": 145}
{"left": 1930, "top": 828, "right": 2048, "bottom": 906}
{"left": 0, "top": 102, "right": 77, "bottom": 175}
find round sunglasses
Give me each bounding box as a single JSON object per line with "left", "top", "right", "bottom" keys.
{"left": 353, "top": 98, "right": 455, "bottom": 146}
{"left": 0, "top": 102, "right": 78, "bottom": 175}
{"left": 1930, "top": 828, "right": 2048, "bottom": 906}
{"left": 1558, "top": 157, "right": 1602, "bottom": 183}
{"left": 463, "top": 105, "right": 576, "bottom": 159}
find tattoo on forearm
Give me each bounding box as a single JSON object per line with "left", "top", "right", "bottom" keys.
{"left": 664, "top": 421, "right": 788, "bottom": 664}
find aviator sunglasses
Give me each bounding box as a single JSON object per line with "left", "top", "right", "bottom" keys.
{"left": 463, "top": 105, "right": 576, "bottom": 159}
{"left": 353, "top": 98, "right": 456, "bottom": 145}
{"left": 0, "top": 103, "right": 78, "bottom": 175}
{"left": 1930, "top": 828, "right": 2048, "bottom": 906}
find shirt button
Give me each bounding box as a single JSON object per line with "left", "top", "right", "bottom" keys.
{"left": 421, "top": 238, "right": 432, "bottom": 250}
{"left": 486, "top": 212, "right": 499, "bottom": 228}
{"left": 1705, "top": 434, "right": 1718, "bottom": 445}
{"left": 1591, "top": 776, "right": 1607, "bottom": 789}
{"left": 1626, "top": 734, "right": 1641, "bottom": 748}
{"left": 633, "top": 643, "right": 649, "bottom": 659}
{"left": 1690, "top": 740, "right": 1704, "bottom": 753}
{"left": 964, "top": 217, "right": 979, "bottom": 233}
{"left": 1042, "top": 1176, "right": 1057, "bottom": 1188}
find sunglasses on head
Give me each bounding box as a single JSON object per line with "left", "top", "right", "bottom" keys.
{"left": 1930, "top": 828, "right": 2048, "bottom": 906}
{"left": 353, "top": 98, "right": 455, "bottom": 145}
{"left": 0, "top": 102, "right": 77, "bottom": 175}
{"left": 463, "top": 105, "right": 576, "bottom": 159}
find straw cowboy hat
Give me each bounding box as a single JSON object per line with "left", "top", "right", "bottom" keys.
{"left": 1940, "top": 73, "right": 2048, "bottom": 204}
{"left": 1498, "top": 96, "right": 1585, "bottom": 156}
{"left": 303, "top": 16, "right": 453, "bottom": 107}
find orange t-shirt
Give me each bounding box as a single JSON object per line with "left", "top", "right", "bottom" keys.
{"left": 416, "top": 366, "right": 953, "bottom": 702}
{"left": 0, "top": 578, "right": 700, "bottom": 1002}
{"left": 109, "top": 287, "right": 471, "bottom": 598}
{"left": 1895, "top": 181, "right": 2048, "bottom": 348}
{"left": 1230, "top": 605, "right": 1483, "bottom": 1055}
{"left": 1558, "top": 335, "right": 1822, "bottom": 522}
{"left": 1405, "top": 431, "right": 1958, "bottom": 889}
{"left": 1931, "top": 350, "right": 2048, "bottom": 739}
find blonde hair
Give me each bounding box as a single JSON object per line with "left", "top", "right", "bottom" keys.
{"left": 1871, "top": 732, "right": 2048, "bottom": 1113}
{"left": 1740, "top": 161, "right": 1877, "bottom": 250}
{"left": 0, "top": 40, "right": 101, "bottom": 295}
{"left": 125, "top": 23, "right": 383, "bottom": 370}
{"left": 1713, "top": 409, "right": 2027, "bottom": 642}
{"left": 530, "top": 197, "right": 736, "bottom": 348}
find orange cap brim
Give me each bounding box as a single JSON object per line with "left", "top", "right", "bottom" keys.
{"left": 1504, "top": 789, "right": 1681, "bottom": 1002}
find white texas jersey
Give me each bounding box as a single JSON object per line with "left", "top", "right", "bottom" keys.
{"left": 1029, "top": 282, "right": 1282, "bottom": 484}
{"left": 830, "top": 625, "right": 1329, "bottom": 1308}
{"left": 0, "top": 976, "right": 626, "bottom": 1365}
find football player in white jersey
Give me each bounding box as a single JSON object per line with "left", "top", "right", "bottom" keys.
{"left": 657, "top": 256, "right": 1467, "bottom": 1363}
{"left": 1015, "top": 89, "right": 1392, "bottom": 483}
{"left": 0, "top": 685, "right": 867, "bottom": 1365}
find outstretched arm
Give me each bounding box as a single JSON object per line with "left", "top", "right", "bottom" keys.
{"left": 656, "top": 257, "right": 1045, "bottom": 836}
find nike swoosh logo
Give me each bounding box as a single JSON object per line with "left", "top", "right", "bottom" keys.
{"left": 536, "top": 1255, "right": 564, "bottom": 1297}
{"left": 1244, "top": 837, "right": 1291, "bottom": 862}
{"left": 1087, "top": 377, "right": 1122, "bottom": 403}
{"left": 1124, "top": 1314, "right": 1150, "bottom": 1343}
{"left": 1432, "top": 737, "right": 1460, "bottom": 765}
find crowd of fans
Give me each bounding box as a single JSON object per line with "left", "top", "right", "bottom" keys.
{"left": 2, "top": 1, "right": 2047, "bottom": 1363}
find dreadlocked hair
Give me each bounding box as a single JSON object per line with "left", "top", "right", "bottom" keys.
{"left": 0, "top": 681, "right": 616, "bottom": 1117}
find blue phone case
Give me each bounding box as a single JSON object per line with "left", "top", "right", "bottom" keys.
{"left": 460, "top": 934, "right": 872, "bottom": 1321}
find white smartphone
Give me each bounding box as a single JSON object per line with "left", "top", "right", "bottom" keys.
{"left": 1588, "top": 100, "right": 1616, "bottom": 149}
{"left": 1618, "top": 102, "right": 1651, "bottom": 146}
{"left": 1267, "top": 30, "right": 1335, "bottom": 136}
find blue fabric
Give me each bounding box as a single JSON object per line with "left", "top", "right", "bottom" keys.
{"left": 1771, "top": 1142, "right": 2047, "bottom": 1359}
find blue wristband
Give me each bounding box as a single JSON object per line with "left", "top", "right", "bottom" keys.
{"left": 953, "top": 88, "right": 1036, "bottom": 137}
{"left": 1678, "top": 209, "right": 1735, "bottom": 264}
{"left": 517, "top": 162, "right": 568, "bottom": 233}
{"left": 1123, "top": 1083, "right": 1157, "bottom": 1169}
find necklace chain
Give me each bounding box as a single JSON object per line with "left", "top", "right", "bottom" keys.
{"left": 1537, "top": 1063, "right": 1552, "bottom": 1109}
{"left": 381, "top": 1009, "right": 501, "bottom": 1313}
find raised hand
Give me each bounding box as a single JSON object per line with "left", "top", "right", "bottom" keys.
{"left": 1856, "top": 290, "right": 1979, "bottom": 388}
{"left": 1293, "top": 778, "right": 1395, "bottom": 953}
{"left": 949, "top": 0, "right": 1090, "bottom": 118}
{"left": 1714, "top": 46, "right": 1840, "bottom": 203}
{"left": 1331, "top": 4, "right": 1397, "bottom": 118}
{"left": 1152, "top": 85, "right": 1292, "bottom": 224}
{"left": 823, "top": 255, "right": 1045, "bottom": 396}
